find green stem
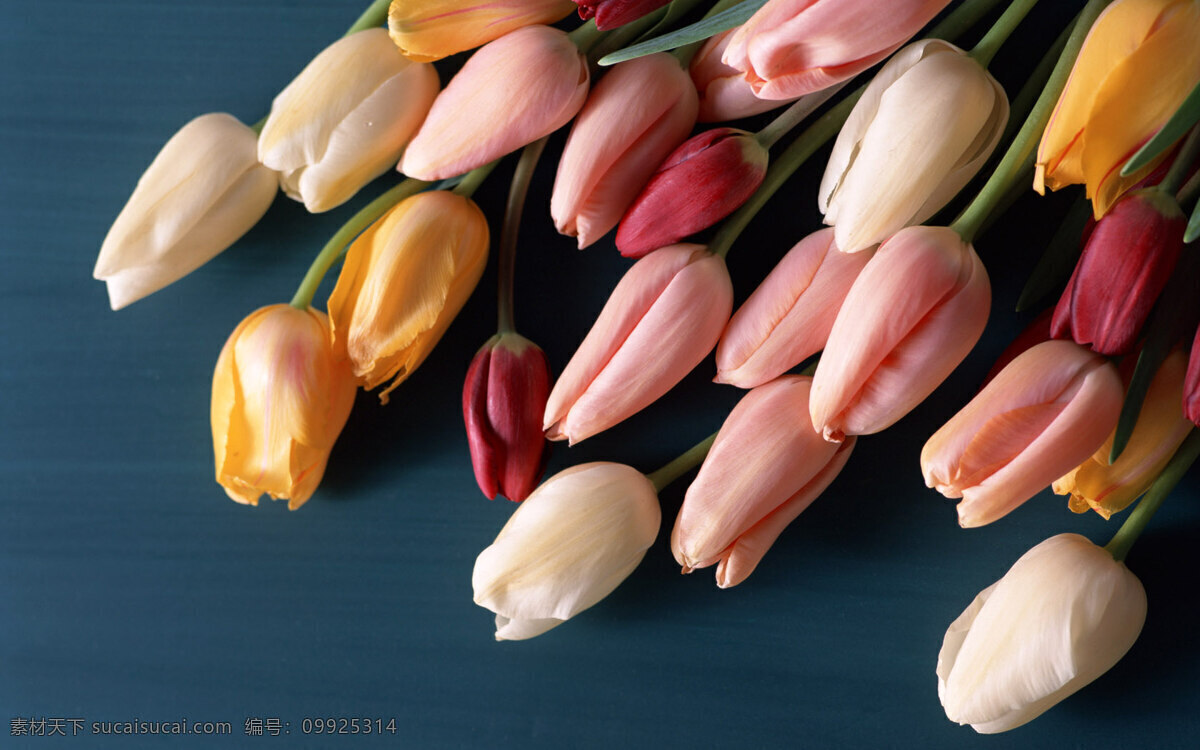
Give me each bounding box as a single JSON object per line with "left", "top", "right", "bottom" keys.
{"left": 344, "top": 0, "right": 392, "bottom": 35}
{"left": 497, "top": 139, "right": 548, "bottom": 333}
{"left": 1159, "top": 124, "right": 1200, "bottom": 197}
{"left": 951, "top": 0, "right": 1115, "bottom": 244}
{"left": 249, "top": 115, "right": 267, "bottom": 135}
{"left": 929, "top": 0, "right": 1011, "bottom": 41}
{"left": 568, "top": 19, "right": 605, "bottom": 55}
{"left": 969, "top": 0, "right": 1041, "bottom": 68}
{"left": 289, "top": 179, "right": 429, "bottom": 309}
{"left": 1104, "top": 428, "right": 1200, "bottom": 562}
{"left": 646, "top": 433, "right": 718, "bottom": 492}
{"left": 1179, "top": 169, "right": 1200, "bottom": 208}
{"left": 755, "top": 81, "right": 848, "bottom": 150}
{"left": 452, "top": 160, "right": 499, "bottom": 199}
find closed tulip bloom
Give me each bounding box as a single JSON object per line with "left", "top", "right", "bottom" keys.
{"left": 544, "top": 244, "right": 733, "bottom": 444}
{"left": 574, "top": 0, "right": 670, "bottom": 29}
{"left": 472, "top": 462, "right": 660, "bottom": 640}
{"left": 1055, "top": 350, "right": 1191, "bottom": 519}
{"left": 94, "top": 113, "right": 277, "bottom": 310}
{"left": 328, "top": 191, "right": 489, "bottom": 401}
{"left": 552, "top": 53, "right": 698, "bottom": 249}
{"left": 722, "top": 0, "right": 953, "bottom": 101}
{"left": 1035, "top": 0, "right": 1200, "bottom": 217}
{"left": 810, "top": 226, "right": 990, "bottom": 442}
{"left": 463, "top": 332, "right": 552, "bottom": 502}
{"left": 672, "top": 376, "right": 855, "bottom": 588}
{"left": 819, "top": 40, "right": 1008, "bottom": 254}
{"left": 401, "top": 25, "right": 589, "bottom": 180}
{"left": 691, "top": 29, "right": 800, "bottom": 122}
{"left": 938, "top": 533, "right": 1146, "bottom": 733}
{"left": 1187, "top": 326, "right": 1200, "bottom": 424}
{"left": 616, "top": 128, "right": 767, "bottom": 258}
{"left": 388, "top": 0, "right": 575, "bottom": 62}
{"left": 922, "top": 340, "right": 1123, "bottom": 528}
{"left": 258, "top": 29, "right": 439, "bottom": 213}
{"left": 211, "top": 304, "right": 357, "bottom": 510}
{"left": 716, "top": 229, "right": 873, "bottom": 389}
{"left": 1051, "top": 188, "right": 1186, "bottom": 356}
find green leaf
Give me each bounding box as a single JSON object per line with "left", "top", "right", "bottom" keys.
{"left": 1015, "top": 194, "right": 1091, "bottom": 312}
{"left": 1121, "top": 80, "right": 1200, "bottom": 176}
{"left": 597, "top": 0, "right": 768, "bottom": 66}
{"left": 1186, "top": 196, "right": 1200, "bottom": 244}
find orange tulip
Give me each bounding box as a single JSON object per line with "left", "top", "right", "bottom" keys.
{"left": 388, "top": 0, "right": 575, "bottom": 62}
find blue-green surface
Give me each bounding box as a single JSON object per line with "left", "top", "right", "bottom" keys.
{"left": 2, "top": 1, "right": 1198, "bottom": 747}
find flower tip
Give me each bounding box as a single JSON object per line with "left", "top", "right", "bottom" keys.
{"left": 821, "top": 426, "right": 844, "bottom": 444}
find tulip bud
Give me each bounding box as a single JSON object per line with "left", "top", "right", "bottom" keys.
{"left": 1055, "top": 349, "right": 1191, "bottom": 519}
{"left": 1051, "top": 188, "right": 1186, "bottom": 356}
{"left": 938, "top": 533, "right": 1146, "bottom": 734}
{"left": 810, "top": 226, "right": 990, "bottom": 442}
{"left": 544, "top": 244, "right": 733, "bottom": 444}
{"left": 672, "top": 376, "right": 855, "bottom": 588}
{"left": 1187, "top": 325, "right": 1200, "bottom": 425}
{"left": 722, "top": 0, "right": 953, "bottom": 100}
{"left": 1035, "top": 0, "right": 1200, "bottom": 216}
{"left": 258, "top": 29, "right": 439, "bottom": 213}
{"left": 463, "top": 332, "right": 552, "bottom": 502}
{"left": 922, "top": 340, "right": 1123, "bottom": 528}
{"left": 328, "top": 191, "right": 490, "bottom": 401}
{"left": 615, "top": 127, "right": 768, "bottom": 258}
{"left": 573, "top": 0, "right": 670, "bottom": 30}
{"left": 400, "top": 25, "right": 589, "bottom": 180}
{"left": 551, "top": 53, "right": 698, "bottom": 249}
{"left": 819, "top": 40, "right": 1008, "bottom": 254}
{"left": 211, "top": 304, "right": 358, "bottom": 510}
{"left": 472, "top": 462, "right": 660, "bottom": 640}
{"left": 388, "top": 0, "right": 576, "bottom": 62}
{"left": 691, "top": 28, "right": 797, "bottom": 123}
{"left": 93, "top": 113, "right": 278, "bottom": 310}
{"left": 715, "top": 229, "right": 873, "bottom": 389}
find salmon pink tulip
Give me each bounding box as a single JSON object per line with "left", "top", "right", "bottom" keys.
{"left": 690, "top": 28, "right": 797, "bottom": 122}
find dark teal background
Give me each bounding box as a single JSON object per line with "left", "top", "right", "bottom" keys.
{"left": 3, "top": 1, "right": 1198, "bottom": 747}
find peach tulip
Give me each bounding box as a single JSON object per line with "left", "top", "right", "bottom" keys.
{"left": 690, "top": 28, "right": 797, "bottom": 122}
{"left": 551, "top": 53, "right": 698, "bottom": 249}
{"left": 810, "top": 226, "right": 990, "bottom": 442}
{"left": 400, "top": 25, "right": 589, "bottom": 180}
{"left": 922, "top": 340, "right": 1123, "bottom": 528}
{"left": 672, "top": 376, "right": 855, "bottom": 588}
{"left": 716, "top": 229, "right": 873, "bottom": 389}
{"left": 543, "top": 244, "right": 733, "bottom": 444}
{"left": 387, "top": 0, "right": 575, "bottom": 62}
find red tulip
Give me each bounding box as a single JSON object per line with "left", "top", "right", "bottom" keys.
{"left": 573, "top": 0, "right": 670, "bottom": 30}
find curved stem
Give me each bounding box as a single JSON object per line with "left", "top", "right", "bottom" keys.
{"left": 647, "top": 433, "right": 717, "bottom": 492}
{"left": 1159, "top": 124, "right": 1200, "bottom": 197}
{"left": 497, "top": 139, "right": 548, "bottom": 333}
{"left": 345, "top": 0, "right": 392, "bottom": 35}
{"left": 755, "top": 81, "right": 847, "bottom": 149}
{"left": 568, "top": 19, "right": 605, "bottom": 55}
{"left": 1105, "top": 429, "right": 1200, "bottom": 562}
{"left": 969, "top": 0, "right": 1041, "bottom": 68}
{"left": 928, "top": 0, "right": 1010, "bottom": 41}
{"left": 289, "top": 179, "right": 429, "bottom": 309}
{"left": 453, "top": 160, "right": 499, "bottom": 199}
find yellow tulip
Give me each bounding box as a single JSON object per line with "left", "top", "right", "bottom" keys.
{"left": 1054, "top": 349, "right": 1192, "bottom": 519}
{"left": 387, "top": 0, "right": 575, "bottom": 62}
{"left": 328, "top": 190, "right": 489, "bottom": 401}
{"left": 1034, "top": 0, "right": 1200, "bottom": 217}
{"left": 211, "top": 304, "right": 358, "bottom": 510}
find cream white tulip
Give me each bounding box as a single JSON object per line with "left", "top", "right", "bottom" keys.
{"left": 937, "top": 533, "right": 1146, "bottom": 734}
{"left": 819, "top": 40, "right": 1008, "bottom": 253}
{"left": 94, "top": 112, "right": 278, "bottom": 310}
{"left": 258, "top": 28, "right": 439, "bottom": 213}
{"left": 472, "top": 462, "right": 660, "bottom": 641}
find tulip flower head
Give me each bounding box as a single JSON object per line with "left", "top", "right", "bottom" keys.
{"left": 722, "top": 0, "right": 954, "bottom": 101}
{"left": 258, "top": 29, "right": 439, "bottom": 213}
{"left": 691, "top": 28, "right": 798, "bottom": 123}
{"left": 328, "top": 191, "right": 490, "bottom": 402}
{"left": 938, "top": 533, "right": 1146, "bottom": 733}
{"left": 94, "top": 113, "right": 278, "bottom": 310}
{"left": 551, "top": 53, "right": 698, "bottom": 249}
{"left": 1187, "top": 325, "right": 1200, "bottom": 425}
{"left": 819, "top": 40, "right": 1008, "bottom": 254}
{"left": 922, "top": 340, "right": 1124, "bottom": 528}
{"left": 388, "top": 0, "right": 576, "bottom": 62}
{"left": 400, "top": 25, "right": 589, "bottom": 180}
{"left": 672, "top": 376, "right": 855, "bottom": 588}
{"left": 574, "top": 0, "right": 671, "bottom": 30}
{"left": 472, "top": 462, "right": 660, "bottom": 640}
{"left": 810, "top": 226, "right": 990, "bottom": 442}
{"left": 463, "top": 332, "right": 552, "bottom": 502}
{"left": 543, "top": 243, "right": 733, "bottom": 444}
{"left": 211, "top": 304, "right": 358, "bottom": 510}
{"left": 1034, "top": 0, "right": 1200, "bottom": 216}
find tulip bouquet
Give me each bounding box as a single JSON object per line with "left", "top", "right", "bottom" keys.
{"left": 94, "top": 0, "right": 1200, "bottom": 736}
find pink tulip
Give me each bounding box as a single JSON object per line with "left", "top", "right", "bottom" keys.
{"left": 715, "top": 228, "right": 873, "bottom": 389}
{"left": 543, "top": 244, "right": 733, "bottom": 444}
{"left": 922, "top": 340, "right": 1123, "bottom": 528}
{"left": 400, "top": 25, "right": 589, "bottom": 180}
{"left": 551, "top": 53, "right": 698, "bottom": 249}
{"left": 672, "top": 376, "right": 855, "bottom": 588}
{"left": 690, "top": 29, "right": 796, "bottom": 122}
{"left": 810, "top": 226, "right": 990, "bottom": 441}
{"left": 722, "top": 0, "right": 952, "bottom": 100}
{"left": 1186, "top": 325, "right": 1200, "bottom": 425}
{"left": 980, "top": 309, "right": 1053, "bottom": 388}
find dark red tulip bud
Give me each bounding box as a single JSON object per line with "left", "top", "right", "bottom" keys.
{"left": 574, "top": 0, "right": 671, "bottom": 30}
{"left": 1051, "top": 188, "right": 1186, "bottom": 356}
{"left": 463, "top": 332, "right": 551, "bottom": 502}
{"left": 616, "top": 127, "right": 769, "bottom": 258}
